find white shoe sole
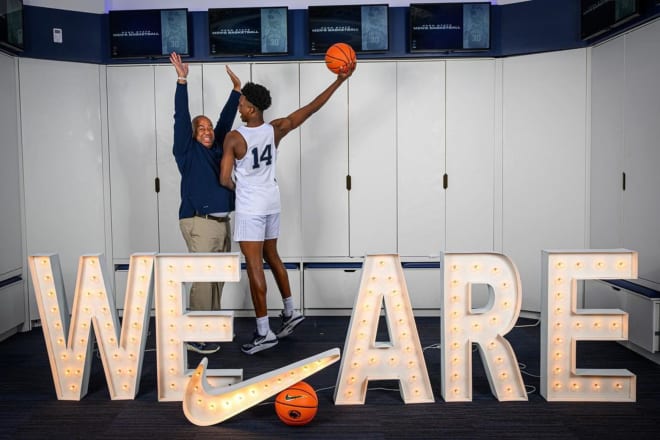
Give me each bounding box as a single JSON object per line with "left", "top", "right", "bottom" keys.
{"left": 241, "top": 339, "right": 278, "bottom": 355}
{"left": 276, "top": 315, "right": 305, "bottom": 339}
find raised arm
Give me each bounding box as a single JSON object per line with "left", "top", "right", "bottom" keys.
{"left": 270, "top": 64, "right": 355, "bottom": 146}
{"left": 171, "top": 52, "right": 192, "bottom": 157}
{"left": 214, "top": 66, "right": 242, "bottom": 142}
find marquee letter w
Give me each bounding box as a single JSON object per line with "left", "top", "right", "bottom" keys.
{"left": 28, "top": 254, "right": 154, "bottom": 400}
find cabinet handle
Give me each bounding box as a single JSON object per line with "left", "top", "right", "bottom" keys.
{"left": 155, "top": 177, "right": 160, "bottom": 193}
{"left": 443, "top": 173, "right": 448, "bottom": 189}
{"left": 346, "top": 175, "right": 352, "bottom": 191}
{"left": 622, "top": 172, "right": 626, "bottom": 191}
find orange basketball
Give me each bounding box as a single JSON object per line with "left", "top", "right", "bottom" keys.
{"left": 325, "top": 42, "right": 356, "bottom": 74}
{"left": 274, "top": 381, "right": 318, "bottom": 426}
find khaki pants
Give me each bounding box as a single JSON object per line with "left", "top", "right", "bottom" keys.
{"left": 179, "top": 216, "right": 231, "bottom": 310}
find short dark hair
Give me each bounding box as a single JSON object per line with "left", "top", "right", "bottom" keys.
{"left": 241, "top": 82, "right": 272, "bottom": 112}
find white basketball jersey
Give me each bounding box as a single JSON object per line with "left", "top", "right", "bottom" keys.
{"left": 234, "top": 123, "right": 280, "bottom": 215}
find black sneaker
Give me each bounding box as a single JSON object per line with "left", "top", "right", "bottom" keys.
{"left": 241, "top": 330, "right": 278, "bottom": 355}
{"left": 275, "top": 310, "right": 305, "bottom": 339}
{"left": 186, "top": 342, "right": 220, "bottom": 354}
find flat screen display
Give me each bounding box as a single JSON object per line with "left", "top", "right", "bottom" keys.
{"left": 0, "top": 0, "right": 23, "bottom": 52}
{"left": 308, "top": 4, "right": 389, "bottom": 54}
{"left": 581, "top": 0, "right": 639, "bottom": 40}
{"left": 109, "top": 8, "right": 189, "bottom": 59}
{"left": 208, "top": 7, "right": 288, "bottom": 56}
{"left": 409, "top": 2, "right": 490, "bottom": 52}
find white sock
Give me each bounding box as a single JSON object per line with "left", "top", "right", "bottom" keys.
{"left": 256, "top": 316, "right": 270, "bottom": 336}
{"left": 283, "top": 296, "right": 295, "bottom": 317}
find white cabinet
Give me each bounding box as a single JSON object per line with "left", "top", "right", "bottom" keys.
{"left": 585, "top": 279, "right": 660, "bottom": 353}
{"left": 107, "top": 65, "right": 161, "bottom": 259}
{"left": 620, "top": 21, "right": 660, "bottom": 284}
{"left": 397, "top": 59, "right": 495, "bottom": 257}
{"left": 590, "top": 38, "right": 625, "bottom": 250}
{"left": 0, "top": 52, "right": 25, "bottom": 337}
{"left": 301, "top": 62, "right": 398, "bottom": 258}
{"left": 590, "top": 20, "right": 660, "bottom": 285}
{"left": 0, "top": 53, "right": 22, "bottom": 278}
{"left": 20, "top": 59, "right": 107, "bottom": 320}
{"left": 302, "top": 262, "right": 364, "bottom": 313}
{"left": 397, "top": 61, "right": 446, "bottom": 257}
{"left": 445, "top": 59, "right": 495, "bottom": 252}
{"left": 0, "top": 281, "right": 24, "bottom": 339}
{"left": 302, "top": 260, "right": 442, "bottom": 315}
{"left": 501, "top": 49, "right": 588, "bottom": 312}
{"left": 348, "top": 61, "right": 398, "bottom": 257}
{"left": 300, "top": 62, "right": 350, "bottom": 257}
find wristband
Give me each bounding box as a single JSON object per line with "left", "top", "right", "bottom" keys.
{"left": 178, "top": 77, "right": 187, "bottom": 81}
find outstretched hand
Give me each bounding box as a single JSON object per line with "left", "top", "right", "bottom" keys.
{"left": 337, "top": 61, "right": 357, "bottom": 81}
{"left": 169, "top": 52, "right": 188, "bottom": 79}
{"left": 226, "top": 66, "right": 241, "bottom": 92}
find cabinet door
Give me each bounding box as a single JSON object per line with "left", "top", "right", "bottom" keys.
{"left": 397, "top": 61, "right": 446, "bottom": 257}
{"left": 446, "top": 59, "right": 496, "bottom": 251}
{"left": 590, "top": 37, "right": 625, "bottom": 250}
{"left": 349, "top": 61, "right": 398, "bottom": 257}
{"left": 622, "top": 21, "right": 660, "bottom": 284}
{"left": 0, "top": 53, "right": 22, "bottom": 277}
{"left": 21, "top": 59, "right": 106, "bottom": 317}
{"left": 252, "top": 63, "right": 303, "bottom": 257}
{"left": 501, "top": 49, "right": 588, "bottom": 312}
{"left": 107, "top": 65, "right": 159, "bottom": 259}
{"left": 154, "top": 64, "right": 204, "bottom": 253}
{"left": 300, "top": 62, "right": 350, "bottom": 257}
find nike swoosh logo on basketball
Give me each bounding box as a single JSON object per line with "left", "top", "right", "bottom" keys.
{"left": 285, "top": 394, "right": 303, "bottom": 401}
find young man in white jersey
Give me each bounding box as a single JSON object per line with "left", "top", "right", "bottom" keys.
{"left": 220, "top": 64, "right": 355, "bottom": 354}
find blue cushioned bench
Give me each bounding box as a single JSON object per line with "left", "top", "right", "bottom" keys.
{"left": 604, "top": 279, "right": 660, "bottom": 299}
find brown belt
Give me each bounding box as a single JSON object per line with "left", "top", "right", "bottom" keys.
{"left": 195, "top": 214, "right": 228, "bottom": 223}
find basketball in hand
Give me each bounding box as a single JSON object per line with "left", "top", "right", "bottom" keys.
{"left": 325, "top": 42, "right": 357, "bottom": 74}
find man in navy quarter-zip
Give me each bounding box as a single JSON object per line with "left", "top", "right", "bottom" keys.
{"left": 170, "top": 52, "right": 240, "bottom": 355}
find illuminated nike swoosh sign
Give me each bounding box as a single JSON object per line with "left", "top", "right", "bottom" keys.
{"left": 183, "top": 348, "right": 340, "bottom": 426}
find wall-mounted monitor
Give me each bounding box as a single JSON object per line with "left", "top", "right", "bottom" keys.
{"left": 580, "top": 0, "right": 639, "bottom": 40}
{"left": 208, "top": 7, "right": 288, "bottom": 56}
{"left": 0, "top": 0, "right": 23, "bottom": 53}
{"left": 308, "top": 4, "right": 389, "bottom": 54}
{"left": 409, "top": 2, "right": 490, "bottom": 53}
{"left": 109, "top": 8, "right": 190, "bottom": 59}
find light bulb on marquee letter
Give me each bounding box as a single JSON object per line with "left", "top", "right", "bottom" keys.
{"left": 334, "top": 254, "right": 434, "bottom": 405}
{"left": 540, "top": 250, "right": 637, "bottom": 402}
{"left": 440, "top": 252, "right": 527, "bottom": 402}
